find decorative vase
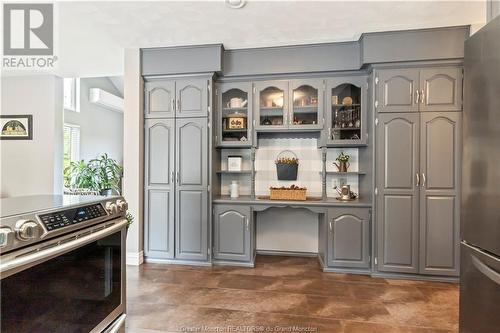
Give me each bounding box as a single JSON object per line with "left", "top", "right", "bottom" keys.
{"left": 333, "top": 161, "right": 350, "bottom": 172}
{"left": 230, "top": 181, "right": 239, "bottom": 198}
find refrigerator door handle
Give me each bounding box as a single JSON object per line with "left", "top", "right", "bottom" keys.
{"left": 472, "top": 254, "right": 500, "bottom": 285}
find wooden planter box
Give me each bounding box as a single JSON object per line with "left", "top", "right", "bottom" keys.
{"left": 269, "top": 188, "right": 307, "bottom": 201}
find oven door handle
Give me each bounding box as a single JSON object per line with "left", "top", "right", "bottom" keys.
{"left": 0, "top": 219, "right": 128, "bottom": 278}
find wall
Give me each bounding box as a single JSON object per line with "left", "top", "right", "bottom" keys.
{"left": 0, "top": 75, "right": 63, "bottom": 197}
{"left": 64, "top": 77, "right": 123, "bottom": 164}
{"left": 487, "top": 0, "right": 500, "bottom": 21}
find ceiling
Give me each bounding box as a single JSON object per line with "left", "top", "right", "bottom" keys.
{"left": 44, "top": 1, "right": 488, "bottom": 77}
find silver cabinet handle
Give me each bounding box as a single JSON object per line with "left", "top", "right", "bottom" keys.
{"left": 416, "top": 173, "right": 420, "bottom": 187}
{"left": 170, "top": 171, "right": 174, "bottom": 184}
{"left": 176, "top": 99, "right": 180, "bottom": 111}
{"left": 246, "top": 218, "right": 249, "bottom": 231}
{"left": 329, "top": 220, "right": 333, "bottom": 232}
{"left": 415, "top": 90, "right": 420, "bottom": 104}
{"left": 176, "top": 171, "right": 179, "bottom": 184}
{"left": 420, "top": 89, "right": 426, "bottom": 104}
{"left": 421, "top": 173, "right": 426, "bottom": 187}
{"left": 171, "top": 99, "right": 175, "bottom": 112}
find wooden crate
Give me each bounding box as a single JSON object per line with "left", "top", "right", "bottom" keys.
{"left": 269, "top": 188, "right": 307, "bottom": 201}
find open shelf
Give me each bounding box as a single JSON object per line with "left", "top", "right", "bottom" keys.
{"left": 222, "top": 128, "right": 248, "bottom": 133}
{"left": 216, "top": 170, "right": 253, "bottom": 175}
{"left": 324, "top": 171, "right": 367, "bottom": 175}
{"left": 222, "top": 107, "right": 248, "bottom": 113}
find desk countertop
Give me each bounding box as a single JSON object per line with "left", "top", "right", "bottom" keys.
{"left": 212, "top": 196, "right": 372, "bottom": 208}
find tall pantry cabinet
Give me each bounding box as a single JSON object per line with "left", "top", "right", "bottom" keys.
{"left": 144, "top": 77, "right": 211, "bottom": 262}
{"left": 374, "top": 66, "right": 462, "bottom": 277}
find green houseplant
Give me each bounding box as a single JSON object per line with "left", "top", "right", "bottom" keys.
{"left": 334, "top": 151, "right": 350, "bottom": 172}
{"left": 64, "top": 154, "right": 123, "bottom": 195}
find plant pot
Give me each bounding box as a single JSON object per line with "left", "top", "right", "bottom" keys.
{"left": 100, "top": 188, "right": 118, "bottom": 196}
{"left": 334, "top": 161, "right": 350, "bottom": 172}
{"left": 276, "top": 163, "right": 298, "bottom": 181}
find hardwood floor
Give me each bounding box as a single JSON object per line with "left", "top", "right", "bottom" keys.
{"left": 126, "top": 256, "right": 458, "bottom": 333}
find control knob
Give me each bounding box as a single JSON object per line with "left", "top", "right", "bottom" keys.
{"left": 116, "top": 199, "right": 128, "bottom": 212}
{"left": 15, "top": 220, "right": 42, "bottom": 241}
{"left": 105, "top": 202, "right": 118, "bottom": 214}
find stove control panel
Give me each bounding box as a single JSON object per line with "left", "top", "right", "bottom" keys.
{"left": 39, "top": 204, "right": 107, "bottom": 231}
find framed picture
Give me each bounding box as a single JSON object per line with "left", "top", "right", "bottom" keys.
{"left": 227, "top": 155, "right": 242, "bottom": 171}
{"left": 0, "top": 115, "right": 33, "bottom": 140}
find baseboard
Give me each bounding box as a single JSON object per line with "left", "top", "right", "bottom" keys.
{"left": 144, "top": 258, "right": 212, "bottom": 266}
{"left": 323, "top": 267, "right": 371, "bottom": 275}
{"left": 212, "top": 260, "right": 255, "bottom": 268}
{"left": 256, "top": 250, "right": 318, "bottom": 257}
{"left": 371, "top": 271, "right": 459, "bottom": 283}
{"left": 126, "top": 251, "right": 144, "bottom": 266}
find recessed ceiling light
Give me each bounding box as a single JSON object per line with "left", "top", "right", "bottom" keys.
{"left": 225, "top": 0, "right": 246, "bottom": 9}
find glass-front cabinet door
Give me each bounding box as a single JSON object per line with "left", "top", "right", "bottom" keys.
{"left": 290, "top": 79, "right": 324, "bottom": 130}
{"left": 217, "top": 82, "right": 253, "bottom": 147}
{"left": 254, "top": 80, "right": 289, "bottom": 130}
{"left": 326, "top": 76, "right": 367, "bottom": 146}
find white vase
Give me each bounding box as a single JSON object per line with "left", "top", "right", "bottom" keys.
{"left": 230, "top": 181, "right": 239, "bottom": 198}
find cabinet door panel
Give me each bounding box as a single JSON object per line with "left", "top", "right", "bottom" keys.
{"left": 145, "top": 81, "right": 175, "bottom": 118}
{"left": 420, "top": 112, "right": 461, "bottom": 276}
{"left": 176, "top": 189, "right": 207, "bottom": 260}
{"left": 176, "top": 79, "right": 208, "bottom": 118}
{"left": 144, "top": 118, "right": 175, "bottom": 259}
{"left": 420, "top": 67, "right": 462, "bottom": 112}
{"left": 289, "top": 79, "right": 324, "bottom": 130}
{"left": 376, "top": 113, "right": 419, "bottom": 273}
{"left": 213, "top": 205, "right": 251, "bottom": 262}
{"left": 177, "top": 119, "right": 206, "bottom": 186}
{"left": 254, "top": 80, "right": 289, "bottom": 130}
{"left": 328, "top": 208, "right": 370, "bottom": 268}
{"left": 377, "top": 69, "right": 419, "bottom": 113}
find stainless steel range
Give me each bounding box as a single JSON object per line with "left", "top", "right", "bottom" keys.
{"left": 0, "top": 195, "right": 128, "bottom": 333}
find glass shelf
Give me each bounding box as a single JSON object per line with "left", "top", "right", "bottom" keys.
{"left": 220, "top": 87, "right": 251, "bottom": 145}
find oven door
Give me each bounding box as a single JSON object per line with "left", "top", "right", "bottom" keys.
{"left": 0, "top": 219, "right": 127, "bottom": 333}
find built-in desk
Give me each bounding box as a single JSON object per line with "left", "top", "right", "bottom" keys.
{"left": 212, "top": 196, "right": 372, "bottom": 274}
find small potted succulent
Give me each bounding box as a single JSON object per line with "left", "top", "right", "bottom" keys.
{"left": 334, "top": 151, "right": 350, "bottom": 172}
{"left": 275, "top": 151, "right": 299, "bottom": 181}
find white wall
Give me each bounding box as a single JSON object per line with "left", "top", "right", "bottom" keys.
{"left": 1, "top": 75, "right": 63, "bottom": 197}
{"left": 64, "top": 77, "right": 123, "bottom": 164}
{"left": 487, "top": 0, "right": 500, "bottom": 21}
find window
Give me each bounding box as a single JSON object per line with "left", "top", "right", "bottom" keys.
{"left": 63, "top": 78, "right": 80, "bottom": 112}
{"left": 63, "top": 124, "right": 80, "bottom": 171}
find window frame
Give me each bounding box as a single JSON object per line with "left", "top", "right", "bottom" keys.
{"left": 63, "top": 78, "right": 80, "bottom": 112}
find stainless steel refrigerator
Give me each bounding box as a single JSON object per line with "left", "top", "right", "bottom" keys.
{"left": 460, "top": 14, "right": 500, "bottom": 333}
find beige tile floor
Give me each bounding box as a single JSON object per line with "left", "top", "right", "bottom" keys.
{"left": 126, "top": 256, "right": 459, "bottom": 333}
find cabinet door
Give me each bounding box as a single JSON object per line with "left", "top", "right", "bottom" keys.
{"left": 289, "top": 79, "right": 324, "bottom": 130}
{"left": 254, "top": 80, "right": 289, "bottom": 130}
{"left": 217, "top": 82, "right": 253, "bottom": 147}
{"left": 376, "top": 113, "right": 420, "bottom": 273}
{"left": 326, "top": 76, "right": 367, "bottom": 146}
{"left": 419, "top": 112, "right": 461, "bottom": 276}
{"left": 144, "top": 119, "right": 175, "bottom": 259}
{"left": 176, "top": 79, "right": 208, "bottom": 118}
{"left": 376, "top": 69, "right": 420, "bottom": 113}
{"left": 420, "top": 67, "right": 462, "bottom": 112}
{"left": 175, "top": 118, "right": 208, "bottom": 260}
{"left": 145, "top": 80, "right": 175, "bottom": 118}
{"left": 327, "top": 208, "right": 370, "bottom": 268}
{"left": 213, "top": 205, "right": 252, "bottom": 262}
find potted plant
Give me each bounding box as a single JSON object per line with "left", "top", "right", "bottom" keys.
{"left": 90, "top": 153, "right": 123, "bottom": 196}
{"left": 275, "top": 151, "right": 299, "bottom": 181}
{"left": 334, "top": 151, "right": 350, "bottom": 172}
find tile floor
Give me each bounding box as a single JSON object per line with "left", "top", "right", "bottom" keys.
{"left": 126, "top": 256, "right": 458, "bottom": 333}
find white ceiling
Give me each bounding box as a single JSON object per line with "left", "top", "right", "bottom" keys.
{"left": 48, "top": 1, "right": 487, "bottom": 77}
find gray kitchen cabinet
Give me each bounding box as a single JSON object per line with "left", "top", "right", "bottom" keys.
{"left": 213, "top": 205, "right": 252, "bottom": 262}
{"left": 327, "top": 208, "right": 370, "bottom": 268}
{"left": 419, "top": 68, "right": 462, "bottom": 112}
{"left": 144, "top": 119, "right": 175, "bottom": 259}
{"left": 217, "top": 82, "right": 253, "bottom": 147}
{"left": 376, "top": 113, "right": 420, "bottom": 273}
{"left": 175, "top": 117, "right": 208, "bottom": 261}
{"left": 145, "top": 80, "right": 176, "bottom": 118}
{"left": 419, "top": 112, "right": 461, "bottom": 276}
{"left": 376, "top": 69, "right": 420, "bottom": 113}
{"left": 376, "top": 67, "right": 462, "bottom": 113}
{"left": 325, "top": 76, "right": 368, "bottom": 146}
{"left": 254, "top": 80, "right": 289, "bottom": 130}
{"left": 289, "top": 79, "right": 324, "bottom": 130}
{"left": 176, "top": 79, "right": 208, "bottom": 118}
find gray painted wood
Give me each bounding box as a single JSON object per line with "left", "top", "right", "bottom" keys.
{"left": 145, "top": 80, "right": 175, "bottom": 118}
{"left": 254, "top": 80, "right": 289, "bottom": 131}
{"left": 327, "top": 208, "right": 370, "bottom": 268}
{"left": 175, "top": 117, "right": 208, "bottom": 260}
{"left": 144, "top": 119, "right": 175, "bottom": 259}
{"left": 419, "top": 112, "right": 461, "bottom": 276}
{"left": 176, "top": 79, "right": 208, "bottom": 118}
{"left": 289, "top": 78, "right": 325, "bottom": 130}
{"left": 376, "top": 113, "right": 419, "bottom": 273}
{"left": 420, "top": 67, "right": 462, "bottom": 112}
{"left": 141, "top": 44, "right": 223, "bottom": 76}
{"left": 213, "top": 204, "right": 252, "bottom": 262}
{"left": 376, "top": 69, "right": 419, "bottom": 113}
{"left": 216, "top": 81, "right": 253, "bottom": 147}
{"left": 325, "top": 75, "right": 368, "bottom": 146}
